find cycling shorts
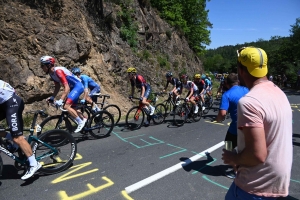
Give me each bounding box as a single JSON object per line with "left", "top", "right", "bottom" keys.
{"left": 142, "top": 85, "right": 151, "bottom": 99}
{"left": 0, "top": 93, "right": 24, "bottom": 137}
{"left": 89, "top": 85, "right": 101, "bottom": 102}
{"left": 187, "top": 90, "right": 199, "bottom": 98}
{"left": 66, "top": 82, "right": 84, "bottom": 105}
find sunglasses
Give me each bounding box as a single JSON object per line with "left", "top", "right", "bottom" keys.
{"left": 236, "top": 47, "right": 246, "bottom": 58}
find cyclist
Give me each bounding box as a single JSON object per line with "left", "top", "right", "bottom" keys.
{"left": 216, "top": 74, "right": 228, "bottom": 99}
{"left": 162, "top": 72, "right": 182, "bottom": 105}
{"left": 71, "top": 67, "right": 101, "bottom": 112}
{"left": 127, "top": 67, "right": 155, "bottom": 115}
{"left": 40, "top": 56, "right": 86, "bottom": 133}
{"left": 0, "top": 80, "right": 41, "bottom": 180}
{"left": 180, "top": 75, "right": 199, "bottom": 113}
{"left": 193, "top": 74, "right": 206, "bottom": 111}
{"left": 202, "top": 74, "right": 213, "bottom": 98}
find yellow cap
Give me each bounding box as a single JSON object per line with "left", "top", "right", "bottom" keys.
{"left": 237, "top": 47, "right": 268, "bottom": 78}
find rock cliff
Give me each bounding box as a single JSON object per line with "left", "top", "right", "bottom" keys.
{"left": 0, "top": 0, "right": 204, "bottom": 115}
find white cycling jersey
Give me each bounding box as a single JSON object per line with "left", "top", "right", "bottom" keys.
{"left": 182, "top": 81, "right": 198, "bottom": 91}
{"left": 0, "top": 80, "right": 15, "bottom": 104}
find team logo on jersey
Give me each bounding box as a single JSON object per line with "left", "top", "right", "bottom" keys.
{"left": 10, "top": 98, "right": 18, "bottom": 107}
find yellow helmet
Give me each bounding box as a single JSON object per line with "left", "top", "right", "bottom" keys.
{"left": 127, "top": 67, "right": 137, "bottom": 73}
{"left": 194, "top": 74, "right": 201, "bottom": 79}
{"left": 206, "top": 73, "right": 209, "bottom": 76}
{"left": 224, "top": 74, "right": 228, "bottom": 78}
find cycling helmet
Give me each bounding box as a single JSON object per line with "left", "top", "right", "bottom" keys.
{"left": 165, "top": 72, "right": 173, "bottom": 78}
{"left": 194, "top": 74, "right": 201, "bottom": 79}
{"left": 127, "top": 67, "right": 137, "bottom": 73}
{"left": 40, "top": 56, "right": 55, "bottom": 67}
{"left": 71, "top": 67, "right": 81, "bottom": 74}
{"left": 181, "top": 74, "right": 188, "bottom": 80}
{"left": 201, "top": 74, "right": 206, "bottom": 79}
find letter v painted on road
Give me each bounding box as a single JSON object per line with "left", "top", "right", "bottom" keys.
{"left": 51, "top": 162, "right": 98, "bottom": 184}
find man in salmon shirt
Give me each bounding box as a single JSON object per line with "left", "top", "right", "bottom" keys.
{"left": 222, "top": 47, "right": 293, "bottom": 199}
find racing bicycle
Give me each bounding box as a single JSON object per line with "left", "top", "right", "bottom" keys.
{"left": 0, "top": 110, "right": 77, "bottom": 176}
{"left": 125, "top": 93, "right": 166, "bottom": 130}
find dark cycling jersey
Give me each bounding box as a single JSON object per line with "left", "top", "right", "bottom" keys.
{"left": 130, "top": 74, "right": 151, "bottom": 98}
{"left": 164, "top": 78, "right": 182, "bottom": 90}
{"left": 0, "top": 80, "right": 24, "bottom": 137}
{"left": 130, "top": 74, "right": 149, "bottom": 89}
{"left": 194, "top": 79, "right": 205, "bottom": 92}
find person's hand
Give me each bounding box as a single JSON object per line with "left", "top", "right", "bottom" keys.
{"left": 47, "top": 96, "right": 55, "bottom": 103}
{"left": 55, "top": 99, "right": 63, "bottom": 107}
{"left": 139, "top": 96, "right": 143, "bottom": 101}
{"left": 80, "top": 99, "right": 86, "bottom": 104}
{"left": 221, "top": 149, "right": 237, "bottom": 166}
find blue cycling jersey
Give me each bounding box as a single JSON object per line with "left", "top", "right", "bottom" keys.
{"left": 80, "top": 74, "right": 100, "bottom": 90}
{"left": 204, "top": 78, "right": 212, "bottom": 86}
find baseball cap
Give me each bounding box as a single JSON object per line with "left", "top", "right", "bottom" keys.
{"left": 237, "top": 47, "right": 268, "bottom": 78}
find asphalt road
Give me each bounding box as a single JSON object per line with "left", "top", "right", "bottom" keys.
{"left": 0, "top": 89, "right": 300, "bottom": 200}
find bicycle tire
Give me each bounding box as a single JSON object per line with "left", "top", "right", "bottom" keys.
{"left": 32, "top": 129, "right": 77, "bottom": 174}
{"left": 103, "top": 104, "right": 121, "bottom": 125}
{"left": 38, "top": 115, "right": 73, "bottom": 136}
{"left": 173, "top": 105, "right": 187, "bottom": 127}
{"left": 152, "top": 103, "right": 166, "bottom": 125}
{"left": 125, "top": 106, "right": 144, "bottom": 130}
{"left": 0, "top": 155, "right": 3, "bottom": 177}
{"left": 88, "top": 110, "right": 114, "bottom": 139}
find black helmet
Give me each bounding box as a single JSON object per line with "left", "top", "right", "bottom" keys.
{"left": 166, "top": 72, "right": 173, "bottom": 78}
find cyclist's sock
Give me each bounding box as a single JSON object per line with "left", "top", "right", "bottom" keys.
{"left": 75, "top": 116, "right": 83, "bottom": 124}
{"left": 28, "top": 154, "right": 38, "bottom": 167}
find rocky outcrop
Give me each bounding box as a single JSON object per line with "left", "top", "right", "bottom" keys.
{"left": 0, "top": 0, "right": 203, "bottom": 115}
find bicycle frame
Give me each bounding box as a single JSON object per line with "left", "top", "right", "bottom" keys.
{"left": 0, "top": 110, "right": 57, "bottom": 166}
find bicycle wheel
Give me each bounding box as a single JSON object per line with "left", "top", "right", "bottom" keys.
{"left": 103, "top": 104, "right": 121, "bottom": 125}
{"left": 125, "top": 106, "right": 144, "bottom": 130}
{"left": 88, "top": 110, "right": 114, "bottom": 139}
{"left": 173, "top": 105, "right": 187, "bottom": 127}
{"left": 152, "top": 103, "right": 166, "bottom": 124}
{"left": 38, "top": 115, "right": 73, "bottom": 136}
{"left": 193, "top": 103, "right": 202, "bottom": 122}
{"left": 32, "top": 129, "right": 77, "bottom": 174}
{"left": 0, "top": 155, "right": 3, "bottom": 177}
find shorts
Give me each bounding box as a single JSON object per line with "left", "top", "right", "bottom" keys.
{"left": 66, "top": 82, "right": 84, "bottom": 105}
{"left": 0, "top": 93, "right": 24, "bottom": 137}
{"left": 142, "top": 85, "right": 151, "bottom": 99}
{"left": 89, "top": 85, "right": 101, "bottom": 102}
{"left": 225, "top": 182, "right": 278, "bottom": 200}
{"left": 187, "top": 90, "right": 199, "bottom": 98}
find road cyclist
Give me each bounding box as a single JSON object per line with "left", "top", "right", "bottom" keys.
{"left": 0, "top": 79, "right": 41, "bottom": 180}
{"left": 193, "top": 74, "right": 206, "bottom": 111}
{"left": 162, "top": 72, "right": 182, "bottom": 114}
{"left": 71, "top": 67, "right": 101, "bottom": 113}
{"left": 180, "top": 74, "right": 199, "bottom": 114}
{"left": 127, "top": 67, "right": 155, "bottom": 125}
{"left": 40, "top": 56, "right": 86, "bottom": 133}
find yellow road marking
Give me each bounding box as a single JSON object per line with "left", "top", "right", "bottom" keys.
{"left": 121, "top": 190, "right": 134, "bottom": 200}
{"left": 205, "top": 120, "right": 224, "bottom": 126}
{"left": 58, "top": 176, "right": 114, "bottom": 200}
{"left": 51, "top": 162, "right": 98, "bottom": 184}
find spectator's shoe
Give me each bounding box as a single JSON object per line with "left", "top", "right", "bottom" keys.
{"left": 150, "top": 106, "right": 155, "bottom": 115}
{"left": 21, "top": 162, "right": 42, "bottom": 180}
{"left": 225, "top": 169, "right": 236, "bottom": 179}
{"left": 74, "top": 118, "right": 87, "bottom": 133}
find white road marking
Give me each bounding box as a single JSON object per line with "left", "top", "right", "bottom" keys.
{"left": 125, "top": 141, "right": 225, "bottom": 194}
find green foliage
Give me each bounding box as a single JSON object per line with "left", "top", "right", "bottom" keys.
{"left": 204, "top": 18, "right": 300, "bottom": 88}
{"left": 157, "top": 55, "right": 168, "bottom": 68}
{"left": 118, "top": 3, "right": 138, "bottom": 48}
{"left": 23, "top": 114, "right": 34, "bottom": 128}
{"left": 166, "top": 30, "right": 172, "bottom": 40}
{"left": 150, "top": 0, "right": 212, "bottom": 55}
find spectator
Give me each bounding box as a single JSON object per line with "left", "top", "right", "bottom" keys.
{"left": 216, "top": 73, "right": 249, "bottom": 179}
{"left": 222, "top": 47, "right": 293, "bottom": 199}
{"left": 282, "top": 74, "right": 287, "bottom": 87}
